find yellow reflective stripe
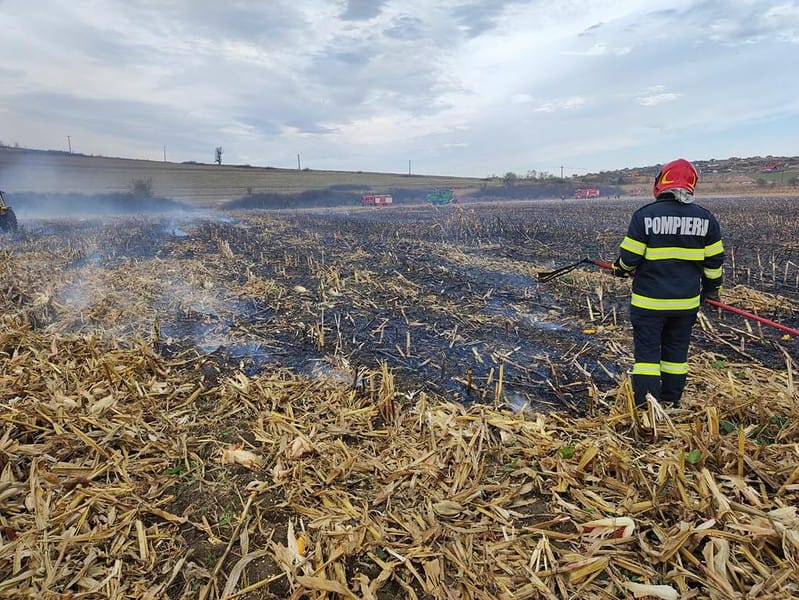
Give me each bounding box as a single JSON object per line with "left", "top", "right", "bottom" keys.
{"left": 703, "top": 266, "right": 723, "bottom": 279}
{"left": 632, "top": 362, "right": 660, "bottom": 376}
{"left": 621, "top": 236, "right": 646, "bottom": 254}
{"left": 644, "top": 246, "right": 705, "bottom": 261}
{"left": 621, "top": 236, "right": 646, "bottom": 256}
{"left": 660, "top": 360, "right": 688, "bottom": 375}
{"left": 618, "top": 257, "right": 634, "bottom": 271}
{"left": 631, "top": 293, "right": 700, "bottom": 310}
{"left": 705, "top": 240, "right": 724, "bottom": 257}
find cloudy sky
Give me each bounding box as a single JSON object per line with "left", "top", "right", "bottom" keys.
{"left": 1, "top": 0, "right": 797, "bottom": 177}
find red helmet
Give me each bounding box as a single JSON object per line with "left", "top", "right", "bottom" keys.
{"left": 653, "top": 158, "right": 698, "bottom": 198}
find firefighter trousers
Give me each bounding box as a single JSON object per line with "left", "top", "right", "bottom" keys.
{"left": 629, "top": 307, "right": 697, "bottom": 407}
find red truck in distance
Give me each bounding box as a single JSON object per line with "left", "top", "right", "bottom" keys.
{"left": 361, "top": 194, "right": 394, "bottom": 206}
{"left": 575, "top": 188, "right": 600, "bottom": 199}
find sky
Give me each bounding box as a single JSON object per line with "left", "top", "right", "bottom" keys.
{"left": 1, "top": 0, "right": 798, "bottom": 178}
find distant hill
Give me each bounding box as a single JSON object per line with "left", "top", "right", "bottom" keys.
{"left": 1, "top": 146, "right": 797, "bottom": 211}
{"left": 576, "top": 155, "right": 799, "bottom": 195}
{"left": 0, "top": 146, "right": 493, "bottom": 209}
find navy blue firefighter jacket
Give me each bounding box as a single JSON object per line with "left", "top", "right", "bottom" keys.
{"left": 616, "top": 196, "right": 724, "bottom": 312}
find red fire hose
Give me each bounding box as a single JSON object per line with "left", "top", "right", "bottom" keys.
{"left": 590, "top": 259, "right": 799, "bottom": 337}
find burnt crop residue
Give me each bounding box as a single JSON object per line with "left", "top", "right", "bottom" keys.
{"left": 2, "top": 198, "right": 797, "bottom": 414}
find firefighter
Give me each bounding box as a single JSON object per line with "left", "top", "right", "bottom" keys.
{"left": 612, "top": 158, "right": 724, "bottom": 407}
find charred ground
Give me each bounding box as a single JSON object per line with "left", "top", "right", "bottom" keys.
{"left": 5, "top": 197, "right": 798, "bottom": 412}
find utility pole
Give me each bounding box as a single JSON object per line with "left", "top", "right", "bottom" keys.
{"left": 408, "top": 160, "right": 411, "bottom": 175}
{"left": 560, "top": 165, "right": 564, "bottom": 180}
{"left": 163, "top": 145, "right": 167, "bottom": 162}
{"left": 67, "top": 136, "right": 72, "bottom": 153}
{"left": 297, "top": 154, "right": 301, "bottom": 170}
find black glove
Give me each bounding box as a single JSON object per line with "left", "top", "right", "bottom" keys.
{"left": 701, "top": 288, "right": 720, "bottom": 304}
{"left": 611, "top": 258, "right": 631, "bottom": 278}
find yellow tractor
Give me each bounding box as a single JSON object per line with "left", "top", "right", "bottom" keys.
{"left": 0, "top": 190, "right": 17, "bottom": 232}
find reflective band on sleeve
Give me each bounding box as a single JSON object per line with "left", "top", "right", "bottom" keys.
{"left": 631, "top": 293, "right": 701, "bottom": 310}
{"left": 620, "top": 236, "right": 646, "bottom": 256}
{"left": 705, "top": 240, "right": 724, "bottom": 257}
{"left": 619, "top": 257, "right": 634, "bottom": 271}
{"left": 632, "top": 362, "right": 661, "bottom": 376}
{"left": 644, "top": 246, "right": 705, "bottom": 261}
{"left": 660, "top": 360, "right": 688, "bottom": 375}
{"left": 703, "top": 266, "right": 723, "bottom": 279}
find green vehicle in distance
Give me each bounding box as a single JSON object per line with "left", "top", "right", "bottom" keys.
{"left": 426, "top": 188, "right": 459, "bottom": 205}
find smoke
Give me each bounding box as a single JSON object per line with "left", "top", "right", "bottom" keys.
{"left": 8, "top": 192, "right": 195, "bottom": 219}
{"left": 0, "top": 148, "right": 72, "bottom": 194}
{"left": 2, "top": 187, "right": 272, "bottom": 375}
{"left": 0, "top": 148, "right": 197, "bottom": 219}
{"left": 162, "top": 222, "right": 189, "bottom": 237}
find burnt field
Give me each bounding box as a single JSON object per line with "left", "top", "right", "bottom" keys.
{"left": 5, "top": 197, "right": 797, "bottom": 410}
{"left": 2, "top": 196, "right": 799, "bottom": 599}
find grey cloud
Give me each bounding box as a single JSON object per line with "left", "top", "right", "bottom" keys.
{"left": 451, "top": 0, "right": 530, "bottom": 37}
{"left": 9, "top": 2, "right": 309, "bottom": 76}
{"left": 0, "top": 6, "right": 151, "bottom": 71}
{"left": 579, "top": 22, "right": 604, "bottom": 36}
{"left": 229, "top": 109, "right": 287, "bottom": 136}
{"left": 5, "top": 92, "right": 219, "bottom": 150}
{"left": 639, "top": 1, "right": 794, "bottom": 46}
{"left": 0, "top": 65, "right": 24, "bottom": 78}
{"left": 341, "top": 0, "right": 388, "bottom": 21}
{"left": 123, "top": 1, "right": 307, "bottom": 44}
{"left": 228, "top": 89, "right": 330, "bottom": 135}
{"left": 326, "top": 49, "right": 373, "bottom": 68}
{"left": 126, "top": 41, "right": 362, "bottom": 137}
{"left": 2, "top": 1, "right": 797, "bottom": 176}
{"left": 384, "top": 14, "right": 424, "bottom": 40}
{"left": 70, "top": 33, "right": 163, "bottom": 69}
{"left": 303, "top": 30, "right": 453, "bottom": 118}
{"left": 303, "top": 58, "right": 448, "bottom": 117}
{"left": 304, "top": 42, "right": 375, "bottom": 103}
{"left": 680, "top": 3, "right": 763, "bottom": 44}
{"left": 284, "top": 121, "right": 336, "bottom": 134}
